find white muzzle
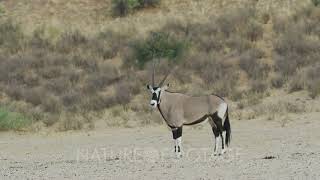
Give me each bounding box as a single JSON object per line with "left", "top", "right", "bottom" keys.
{"left": 150, "top": 100, "right": 157, "bottom": 108}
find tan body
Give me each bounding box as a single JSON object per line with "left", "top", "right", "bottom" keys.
{"left": 147, "top": 64, "right": 231, "bottom": 157}
{"left": 158, "top": 91, "right": 226, "bottom": 128}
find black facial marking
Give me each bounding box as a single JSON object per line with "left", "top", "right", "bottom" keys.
{"left": 151, "top": 92, "right": 158, "bottom": 101}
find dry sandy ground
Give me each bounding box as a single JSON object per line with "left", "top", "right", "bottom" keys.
{"left": 1, "top": 112, "right": 320, "bottom": 180}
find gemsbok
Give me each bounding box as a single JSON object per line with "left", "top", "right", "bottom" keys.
{"left": 147, "top": 64, "right": 231, "bottom": 158}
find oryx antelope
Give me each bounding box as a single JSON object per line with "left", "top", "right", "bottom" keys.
{"left": 147, "top": 65, "right": 231, "bottom": 158}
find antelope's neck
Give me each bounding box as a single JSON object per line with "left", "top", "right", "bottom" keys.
{"left": 157, "top": 91, "right": 173, "bottom": 127}
{"left": 159, "top": 90, "right": 170, "bottom": 107}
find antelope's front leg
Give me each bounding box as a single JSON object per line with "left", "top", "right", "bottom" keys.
{"left": 172, "top": 127, "right": 183, "bottom": 158}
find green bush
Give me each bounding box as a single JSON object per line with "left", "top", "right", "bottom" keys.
{"left": 131, "top": 32, "right": 186, "bottom": 68}
{"left": 138, "top": 0, "right": 160, "bottom": 8}
{"left": 0, "top": 4, "right": 5, "bottom": 15}
{"left": 112, "top": 0, "right": 159, "bottom": 17}
{"left": 0, "top": 107, "right": 31, "bottom": 130}
{"left": 311, "top": 0, "right": 320, "bottom": 6}
{"left": 112, "top": 0, "right": 138, "bottom": 17}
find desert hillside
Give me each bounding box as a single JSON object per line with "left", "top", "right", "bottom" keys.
{"left": 0, "top": 0, "right": 319, "bottom": 131}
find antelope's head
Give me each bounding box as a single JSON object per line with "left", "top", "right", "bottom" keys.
{"left": 146, "top": 61, "right": 171, "bottom": 108}
{"left": 147, "top": 84, "right": 169, "bottom": 108}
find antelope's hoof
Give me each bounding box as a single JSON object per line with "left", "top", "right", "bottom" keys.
{"left": 175, "top": 153, "right": 183, "bottom": 158}
{"left": 221, "top": 149, "right": 227, "bottom": 154}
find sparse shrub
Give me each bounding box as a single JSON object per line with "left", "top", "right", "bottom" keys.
{"left": 29, "top": 26, "right": 51, "bottom": 50}
{"left": 85, "top": 73, "right": 114, "bottom": 93}
{"left": 115, "top": 82, "right": 133, "bottom": 105}
{"left": 0, "top": 20, "right": 25, "bottom": 53}
{"left": 60, "top": 113, "right": 83, "bottom": 130}
{"left": 284, "top": 102, "right": 306, "bottom": 114}
{"left": 261, "top": 12, "right": 270, "bottom": 24}
{"left": 271, "top": 74, "right": 285, "bottom": 88}
{"left": 41, "top": 95, "right": 62, "bottom": 114}
{"left": 308, "top": 81, "right": 320, "bottom": 99}
{"left": 306, "top": 65, "right": 320, "bottom": 98}
{"left": 239, "top": 48, "right": 269, "bottom": 80}
{"left": 238, "top": 101, "right": 245, "bottom": 109}
{"left": 22, "top": 88, "right": 46, "bottom": 106}
{"left": 275, "top": 31, "right": 320, "bottom": 77}
{"left": 40, "top": 66, "right": 62, "bottom": 79}
{"left": 288, "top": 75, "right": 305, "bottom": 93}
{"left": 56, "top": 30, "right": 87, "bottom": 53}
{"left": 273, "top": 16, "right": 289, "bottom": 34}
{"left": 5, "top": 84, "right": 24, "bottom": 101}
{"left": 251, "top": 80, "right": 268, "bottom": 93}
{"left": 216, "top": 6, "right": 257, "bottom": 38}
{"left": 225, "top": 35, "right": 252, "bottom": 53}
{"left": 61, "top": 90, "right": 82, "bottom": 108}
{"left": 64, "top": 68, "right": 82, "bottom": 85}
{"left": 72, "top": 55, "right": 98, "bottom": 73}
{"left": 44, "top": 77, "right": 71, "bottom": 95}
{"left": 84, "top": 66, "right": 119, "bottom": 94}
{"left": 216, "top": 7, "right": 253, "bottom": 38}
{"left": 274, "top": 8, "right": 320, "bottom": 79}
{"left": 90, "top": 30, "right": 130, "bottom": 59}
{"left": 23, "top": 71, "right": 40, "bottom": 87}
{"left": 246, "top": 20, "right": 263, "bottom": 41}
{"left": 247, "top": 93, "right": 263, "bottom": 106}
{"left": 83, "top": 95, "right": 116, "bottom": 111}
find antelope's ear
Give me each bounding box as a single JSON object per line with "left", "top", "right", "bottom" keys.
{"left": 147, "top": 84, "right": 152, "bottom": 90}
{"left": 162, "top": 83, "right": 170, "bottom": 90}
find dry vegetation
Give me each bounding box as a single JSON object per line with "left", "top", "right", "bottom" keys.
{"left": 0, "top": 0, "right": 319, "bottom": 131}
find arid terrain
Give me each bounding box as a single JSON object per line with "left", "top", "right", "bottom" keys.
{"left": 1, "top": 111, "right": 320, "bottom": 180}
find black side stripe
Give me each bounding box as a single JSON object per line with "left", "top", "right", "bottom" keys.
{"left": 183, "top": 114, "right": 209, "bottom": 126}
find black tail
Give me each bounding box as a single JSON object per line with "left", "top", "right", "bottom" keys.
{"left": 223, "top": 107, "right": 231, "bottom": 146}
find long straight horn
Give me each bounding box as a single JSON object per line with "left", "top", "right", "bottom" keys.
{"left": 152, "top": 60, "right": 155, "bottom": 86}
{"left": 159, "top": 71, "right": 170, "bottom": 87}
{"left": 159, "top": 66, "right": 176, "bottom": 87}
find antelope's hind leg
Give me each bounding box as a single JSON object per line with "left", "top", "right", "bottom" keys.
{"left": 209, "top": 116, "right": 219, "bottom": 156}
{"left": 172, "top": 126, "right": 183, "bottom": 158}
{"left": 210, "top": 113, "right": 225, "bottom": 155}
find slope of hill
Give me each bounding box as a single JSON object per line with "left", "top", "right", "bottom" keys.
{"left": 0, "top": 0, "right": 319, "bottom": 131}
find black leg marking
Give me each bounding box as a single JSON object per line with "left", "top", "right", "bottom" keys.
{"left": 221, "top": 132, "right": 225, "bottom": 150}
{"left": 212, "top": 126, "right": 220, "bottom": 137}
{"left": 172, "top": 127, "right": 183, "bottom": 155}
{"left": 172, "top": 127, "right": 182, "bottom": 139}
{"left": 212, "top": 126, "right": 219, "bottom": 152}
{"left": 211, "top": 113, "right": 225, "bottom": 153}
